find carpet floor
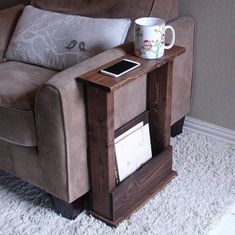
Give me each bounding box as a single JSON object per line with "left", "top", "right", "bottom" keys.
{"left": 0, "top": 130, "right": 234, "bottom": 235}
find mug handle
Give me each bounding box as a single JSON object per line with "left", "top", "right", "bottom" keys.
{"left": 164, "top": 25, "right": 175, "bottom": 49}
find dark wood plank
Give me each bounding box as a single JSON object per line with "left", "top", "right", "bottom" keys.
{"left": 111, "top": 146, "right": 174, "bottom": 222}
{"left": 86, "top": 86, "right": 116, "bottom": 220}
{"left": 114, "top": 111, "right": 149, "bottom": 138}
{"left": 77, "top": 46, "right": 185, "bottom": 92}
{"left": 90, "top": 169, "right": 176, "bottom": 227}
{"left": 147, "top": 61, "right": 173, "bottom": 155}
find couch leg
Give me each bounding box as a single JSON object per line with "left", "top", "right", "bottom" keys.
{"left": 171, "top": 116, "right": 185, "bottom": 137}
{"left": 50, "top": 194, "right": 87, "bottom": 220}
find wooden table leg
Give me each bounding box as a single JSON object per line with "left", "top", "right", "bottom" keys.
{"left": 86, "top": 86, "right": 116, "bottom": 220}
{"left": 147, "top": 61, "right": 174, "bottom": 155}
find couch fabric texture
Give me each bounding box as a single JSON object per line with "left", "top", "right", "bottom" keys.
{"left": 0, "top": 61, "right": 57, "bottom": 147}
{"left": 0, "top": 5, "right": 24, "bottom": 63}
{"left": 0, "top": 0, "right": 194, "bottom": 203}
{"left": 30, "top": 0, "right": 178, "bottom": 42}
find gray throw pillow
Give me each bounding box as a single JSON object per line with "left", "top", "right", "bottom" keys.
{"left": 5, "top": 5, "right": 131, "bottom": 71}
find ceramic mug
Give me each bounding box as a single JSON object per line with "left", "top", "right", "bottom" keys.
{"left": 134, "top": 17, "right": 175, "bottom": 59}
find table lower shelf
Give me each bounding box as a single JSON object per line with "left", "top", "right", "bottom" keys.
{"left": 89, "top": 146, "right": 177, "bottom": 227}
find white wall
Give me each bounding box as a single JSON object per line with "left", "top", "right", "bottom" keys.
{"left": 179, "top": 0, "right": 235, "bottom": 131}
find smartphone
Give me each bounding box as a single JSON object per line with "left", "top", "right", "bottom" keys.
{"left": 100, "top": 59, "right": 140, "bottom": 78}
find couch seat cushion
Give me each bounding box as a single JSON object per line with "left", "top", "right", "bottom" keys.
{"left": 0, "top": 61, "right": 57, "bottom": 146}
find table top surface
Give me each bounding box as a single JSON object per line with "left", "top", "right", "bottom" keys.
{"left": 77, "top": 45, "right": 185, "bottom": 92}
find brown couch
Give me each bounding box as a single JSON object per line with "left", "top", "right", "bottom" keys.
{"left": 0, "top": 0, "right": 194, "bottom": 218}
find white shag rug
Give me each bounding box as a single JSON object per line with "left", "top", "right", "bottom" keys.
{"left": 0, "top": 130, "right": 234, "bottom": 235}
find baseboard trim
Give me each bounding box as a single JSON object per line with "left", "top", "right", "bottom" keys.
{"left": 184, "top": 116, "right": 235, "bottom": 144}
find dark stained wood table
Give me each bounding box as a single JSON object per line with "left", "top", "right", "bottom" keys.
{"left": 77, "top": 45, "right": 186, "bottom": 226}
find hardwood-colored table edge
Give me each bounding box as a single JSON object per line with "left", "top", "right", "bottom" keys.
{"left": 77, "top": 45, "right": 185, "bottom": 92}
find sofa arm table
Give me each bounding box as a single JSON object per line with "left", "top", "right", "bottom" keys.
{"left": 77, "top": 45, "right": 185, "bottom": 227}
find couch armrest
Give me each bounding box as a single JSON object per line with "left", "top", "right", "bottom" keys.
{"left": 35, "top": 43, "right": 132, "bottom": 202}
{"left": 0, "top": 5, "right": 24, "bottom": 63}
{"left": 166, "top": 16, "right": 195, "bottom": 124}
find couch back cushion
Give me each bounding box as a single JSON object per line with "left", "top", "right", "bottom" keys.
{"left": 30, "top": 0, "right": 178, "bottom": 41}
{"left": 5, "top": 5, "right": 131, "bottom": 71}
{"left": 0, "top": 5, "right": 24, "bottom": 63}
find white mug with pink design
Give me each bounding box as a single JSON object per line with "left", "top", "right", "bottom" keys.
{"left": 134, "top": 17, "right": 175, "bottom": 59}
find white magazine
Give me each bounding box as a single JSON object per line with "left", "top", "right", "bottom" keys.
{"left": 114, "top": 122, "right": 152, "bottom": 182}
